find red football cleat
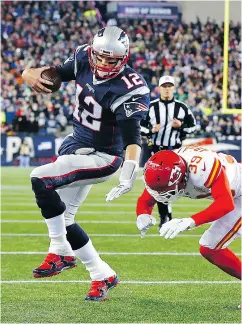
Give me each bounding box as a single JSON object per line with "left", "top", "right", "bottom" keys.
{"left": 33, "top": 253, "right": 77, "bottom": 278}
{"left": 85, "top": 275, "right": 119, "bottom": 301}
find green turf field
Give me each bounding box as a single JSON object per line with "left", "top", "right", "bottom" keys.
{"left": 1, "top": 167, "right": 241, "bottom": 323}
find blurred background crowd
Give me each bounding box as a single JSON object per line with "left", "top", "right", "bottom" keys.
{"left": 1, "top": 0, "right": 241, "bottom": 138}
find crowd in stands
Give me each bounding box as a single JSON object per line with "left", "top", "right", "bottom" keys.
{"left": 1, "top": 1, "right": 241, "bottom": 138}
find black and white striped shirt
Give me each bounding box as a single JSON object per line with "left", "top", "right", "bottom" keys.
{"left": 141, "top": 97, "right": 196, "bottom": 148}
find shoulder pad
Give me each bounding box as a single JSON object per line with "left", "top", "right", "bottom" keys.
{"left": 109, "top": 67, "right": 150, "bottom": 112}
{"left": 74, "top": 44, "right": 89, "bottom": 75}
{"left": 188, "top": 150, "right": 222, "bottom": 188}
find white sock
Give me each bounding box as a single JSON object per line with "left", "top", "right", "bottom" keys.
{"left": 74, "top": 240, "right": 115, "bottom": 281}
{"left": 45, "top": 214, "right": 74, "bottom": 256}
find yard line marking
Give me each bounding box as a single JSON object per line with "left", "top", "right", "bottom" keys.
{"left": 1, "top": 251, "right": 241, "bottom": 256}
{"left": 1, "top": 280, "right": 239, "bottom": 284}
{"left": 1, "top": 185, "right": 30, "bottom": 190}
{"left": 1, "top": 210, "right": 198, "bottom": 215}
{"left": 1, "top": 202, "right": 208, "bottom": 208}
{"left": 2, "top": 219, "right": 199, "bottom": 224}
{"left": 2, "top": 220, "right": 135, "bottom": 224}
{"left": 1, "top": 233, "right": 201, "bottom": 238}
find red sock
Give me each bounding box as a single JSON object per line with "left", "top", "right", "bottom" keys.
{"left": 200, "top": 246, "right": 241, "bottom": 280}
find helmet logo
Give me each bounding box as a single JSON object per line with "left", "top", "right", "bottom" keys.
{"left": 118, "top": 31, "right": 126, "bottom": 41}
{"left": 97, "top": 28, "right": 105, "bottom": 37}
{"left": 168, "top": 165, "right": 182, "bottom": 186}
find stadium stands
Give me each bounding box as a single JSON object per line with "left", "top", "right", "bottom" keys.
{"left": 1, "top": 1, "right": 241, "bottom": 138}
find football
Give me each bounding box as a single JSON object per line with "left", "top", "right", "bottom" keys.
{"left": 41, "top": 67, "right": 62, "bottom": 93}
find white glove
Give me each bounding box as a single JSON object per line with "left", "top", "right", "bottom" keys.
{"left": 136, "top": 214, "right": 157, "bottom": 238}
{"left": 159, "top": 218, "right": 196, "bottom": 239}
{"left": 106, "top": 160, "right": 138, "bottom": 202}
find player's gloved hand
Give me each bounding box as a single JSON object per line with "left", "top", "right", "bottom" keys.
{"left": 159, "top": 218, "right": 196, "bottom": 239}
{"left": 106, "top": 160, "right": 138, "bottom": 202}
{"left": 136, "top": 214, "right": 156, "bottom": 238}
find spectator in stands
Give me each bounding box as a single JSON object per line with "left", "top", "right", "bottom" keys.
{"left": 38, "top": 112, "right": 47, "bottom": 134}
{"left": 46, "top": 114, "right": 58, "bottom": 135}
{"left": 18, "top": 138, "right": 31, "bottom": 167}
{"left": 1, "top": 1, "right": 241, "bottom": 139}
{"left": 28, "top": 113, "right": 39, "bottom": 134}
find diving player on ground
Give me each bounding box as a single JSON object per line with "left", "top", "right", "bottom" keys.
{"left": 137, "top": 146, "right": 241, "bottom": 280}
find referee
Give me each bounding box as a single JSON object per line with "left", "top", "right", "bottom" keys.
{"left": 138, "top": 75, "right": 196, "bottom": 228}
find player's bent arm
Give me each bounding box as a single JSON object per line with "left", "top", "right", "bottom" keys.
{"left": 136, "top": 188, "right": 156, "bottom": 216}
{"left": 136, "top": 190, "right": 157, "bottom": 236}
{"left": 105, "top": 119, "right": 142, "bottom": 201}
{"left": 118, "top": 118, "right": 142, "bottom": 184}
{"left": 22, "top": 66, "right": 54, "bottom": 94}
{"left": 191, "top": 168, "right": 235, "bottom": 226}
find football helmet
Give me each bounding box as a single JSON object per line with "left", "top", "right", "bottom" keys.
{"left": 88, "top": 26, "right": 129, "bottom": 79}
{"left": 144, "top": 151, "right": 188, "bottom": 204}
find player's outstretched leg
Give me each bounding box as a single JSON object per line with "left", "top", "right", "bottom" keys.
{"left": 57, "top": 184, "right": 119, "bottom": 301}
{"left": 30, "top": 173, "right": 77, "bottom": 278}
{"left": 66, "top": 222, "right": 119, "bottom": 301}
{"left": 200, "top": 246, "right": 241, "bottom": 280}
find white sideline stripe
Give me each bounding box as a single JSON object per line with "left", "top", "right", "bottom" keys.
{"left": 2, "top": 220, "right": 134, "bottom": 224}
{"left": 2, "top": 219, "right": 199, "bottom": 224}
{"left": 1, "top": 210, "right": 197, "bottom": 215}
{"left": 1, "top": 202, "right": 207, "bottom": 208}
{"left": 1, "top": 251, "right": 241, "bottom": 256}
{"left": 1, "top": 196, "right": 207, "bottom": 203}
{"left": 1, "top": 280, "right": 239, "bottom": 285}
{"left": 1, "top": 233, "right": 201, "bottom": 238}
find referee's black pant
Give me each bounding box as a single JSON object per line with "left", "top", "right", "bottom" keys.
{"left": 151, "top": 144, "right": 182, "bottom": 228}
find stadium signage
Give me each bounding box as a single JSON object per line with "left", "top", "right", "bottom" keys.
{"left": 117, "top": 2, "right": 179, "bottom": 19}
{"left": 1, "top": 135, "right": 63, "bottom": 166}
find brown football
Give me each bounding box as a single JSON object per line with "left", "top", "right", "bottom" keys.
{"left": 41, "top": 67, "right": 62, "bottom": 93}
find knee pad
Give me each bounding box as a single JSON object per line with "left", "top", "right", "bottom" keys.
{"left": 66, "top": 223, "right": 89, "bottom": 250}
{"left": 31, "top": 177, "right": 66, "bottom": 219}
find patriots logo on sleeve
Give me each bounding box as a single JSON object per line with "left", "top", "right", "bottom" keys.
{"left": 123, "top": 102, "right": 148, "bottom": 117}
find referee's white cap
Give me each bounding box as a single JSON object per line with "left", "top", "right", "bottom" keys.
{"left": 159, "top": 75, "right": 175, "bottom": 86}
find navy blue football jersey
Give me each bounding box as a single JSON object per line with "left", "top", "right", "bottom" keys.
{"left": 56, "top": 44, "right": 150, "bottom": 157}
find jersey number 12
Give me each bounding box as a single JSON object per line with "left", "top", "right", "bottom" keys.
{"left": 74, "top": 84, "right": 102, "bottom": 131}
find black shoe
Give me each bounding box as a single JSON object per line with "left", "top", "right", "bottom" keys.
{"left": 158, "top": 215, "right": 171, "bottom": 230}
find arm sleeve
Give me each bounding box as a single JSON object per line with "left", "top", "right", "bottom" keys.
{"left": 136, "top": 188, "right": 157, "bottom": 216}
{"left": 181, "top": 107, "right": 196, "bottom": 134}
{"left": 55, "top": 44, "right": 88, "bottom": 82}
{"left": 191, "top": 168, "right": 235, "bottom": 226}
{"left": 117, "top": 119, "right": 141, "bottom": 148}
{"left": 55, "top": 54, "right": 76, "bottom": 82}
{"left": 114, "top": 93, "right": 150, "bottom": 148}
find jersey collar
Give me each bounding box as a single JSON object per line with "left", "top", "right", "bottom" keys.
{"left": 160, "top": 97, "right": 175, "bottom": 104}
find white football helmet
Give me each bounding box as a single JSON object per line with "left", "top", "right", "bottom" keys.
{"left": 88, "top": 26, "right": 130, "bottom": 79}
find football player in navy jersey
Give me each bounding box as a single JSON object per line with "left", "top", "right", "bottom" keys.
{"left": 22, "top": 26, "right": 150, "bottom": 301}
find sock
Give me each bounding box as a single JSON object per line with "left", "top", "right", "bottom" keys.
{"left": 200, "top": 246, "right": 241, "bottom": 280}
{"left": 66, "top": 223, "right": 89, "bottom": 250}
{"left": 74, "top": 240, "right": 116, "bottom": 281}
{"left": 45, "top": 214, "right": 74, "bottom": 256}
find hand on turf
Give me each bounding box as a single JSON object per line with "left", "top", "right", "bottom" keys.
{"left": 136, "top": 214, "right": 156, "bottom": 238}
{"left": 159, "top": 218, "right": 196, "bottom": 239}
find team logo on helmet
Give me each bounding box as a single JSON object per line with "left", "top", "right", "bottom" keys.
{"left": 168, "top": 165, "right": 182, "bottom": 186}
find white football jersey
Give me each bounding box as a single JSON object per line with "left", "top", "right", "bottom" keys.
{"left": 174, "top": 146, "right": 242, "bottom": 200}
